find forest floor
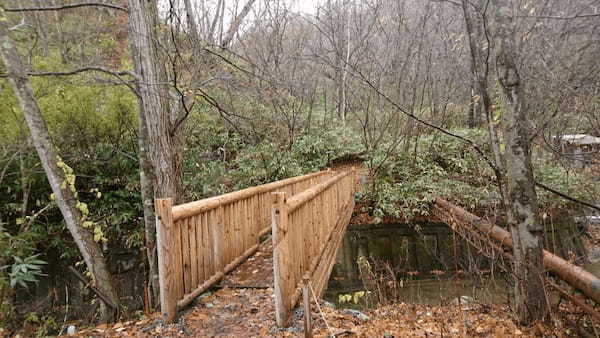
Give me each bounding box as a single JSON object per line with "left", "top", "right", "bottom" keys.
{"left": 65, "top": 164, "right": 600, "bottom": 337}
{"left": 67, "top": 231, "right": 600, "bottom": 338}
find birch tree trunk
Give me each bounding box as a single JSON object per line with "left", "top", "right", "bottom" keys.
{"left": 494, "top": 1, "right": 548, "bottom": 323}
{"left": 0, "top": 16, "right": 119, "bottom": 322}
{"left": 221, "top": 0, "right": 257, "bottom": 48}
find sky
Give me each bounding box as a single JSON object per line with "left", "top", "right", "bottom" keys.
{"left": 290, "top": 0, "right": 319, "bottom": 14}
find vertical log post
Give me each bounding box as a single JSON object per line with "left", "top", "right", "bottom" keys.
{"left": 155, "top": 198, "right": 177, "bottom": 322}
{"left": 303, "top": 274, "right": 313, "bottom": 338}
{"left": 213, "top": 205, "right": 225, "bottom": 273}
{"left": 272, "top": 192, "right": 289, "bottom": 326}
{"left": 351, "top": 166, "right": 357, "bottom": 194}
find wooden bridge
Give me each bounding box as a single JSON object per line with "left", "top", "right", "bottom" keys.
{"left": 154, "top": 168, "right": 358, "bottom": 325}
{"left": 153, "top": 167, "right": 600, "bottom": 328}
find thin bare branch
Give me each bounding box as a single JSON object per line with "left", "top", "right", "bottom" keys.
{"left": 2, "top": 2, "right": 128, "bottom": 13}
{"left": 518, "top": 13, "right": 600, "bottom": 20}
{"left": 0, "top": 66, "right": 136, "bottom": 79}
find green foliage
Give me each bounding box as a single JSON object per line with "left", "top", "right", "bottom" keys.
{"left": 23, "top": 312, "right": 59, "bottom": 337}
{"left": 535, "top": 164, "right": 599, "bottom": 209}
{"left": 338, "top": 291, "right": 366, "bottom": 304}
{"left": 4, "top": 255, "right": 47, "bottom": 288}
{"left": 183, "top": 116, "right": 364, "bottom": 199}
{"left": 366, "top": 128, "right": 499, "bottom": 219}
{"left": 365, "top": 127, "right": 598, "bottom": 219}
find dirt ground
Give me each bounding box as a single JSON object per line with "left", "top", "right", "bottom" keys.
{"left": 63, "top": 165, "right": 600, "bottom": 337}
{"left": 66, "top": 228, "right": 600, "bottom": 338}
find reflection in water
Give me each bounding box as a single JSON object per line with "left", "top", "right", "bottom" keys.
{"left": 325, "top": 222, "right": 584, "bottom": 308}
{"left": 584, "top": 262, "right": 600, "bottom": 278}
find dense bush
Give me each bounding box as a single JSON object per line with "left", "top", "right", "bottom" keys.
{"left": 364, "top": 128, "right": 598, "bottom": 220}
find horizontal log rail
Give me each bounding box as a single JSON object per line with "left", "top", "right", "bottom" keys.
{"left": 272, "top": 168, "right": 357, "bottom": 326}
{"left": 287, "top": 171, "right": 352, "bottom": 212}
{"left": 155, "top": 170, "right": 334, "bottom": 322}
{"left": 433, "top": 197, "right": 600, "bottom": 305}
{"left": 172, "top": 171, "right": 330, "bottom": 221}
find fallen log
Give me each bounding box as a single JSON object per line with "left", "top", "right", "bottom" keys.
{"left": 433, "top": 197, "right": 600, "bottom": 305}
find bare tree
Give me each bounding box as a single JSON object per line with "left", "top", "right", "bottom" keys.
{"left": 0, "top": 12, "right": 119, "bottom": 322}
{"left": 494, "top": 0, "right": 547, "bottom": 323}
{"left": 221, "top": 0, "right": 257, "bottom": 47}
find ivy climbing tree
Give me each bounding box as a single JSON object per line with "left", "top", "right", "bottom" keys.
{"left": 0, "top": 9, "right": 119, "bottom": 322}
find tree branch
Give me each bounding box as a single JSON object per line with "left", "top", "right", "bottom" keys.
{"left": 349, "top": 64, "right": 600, "bottom": 214}
{"left": 0, "top": 66, "right": 136, "bottom": 79}
{"left": 2, "top": 2, "right": 127, "bottom": 13}
{"left": 68, "top": 267, "right": 118, "bottom": 310}
{"left": 517, "top": 13, "right": 600, "bottom": 20}
{"left": 0, "top": 66, "right": 139, "bottom": 96}
{"left": 535, "top": 182, "right": 600, "bottom": 213}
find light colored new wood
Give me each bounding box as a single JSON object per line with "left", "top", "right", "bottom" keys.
{"left": 195, "top": 214, "right": 204, "bottom": 283}
{"left": 272, "top": 192, "right": 289, "bottom": 326}
{"left": 157, "top": 170, "right": 340, "bottom": 322}
{"left": 181, "top": 218, "right": 191, "bottom": 294}
{"left": 173, "top": 219, "right": 184, "bottom": 301}
{"left": 272, "top": 169, "right": 357, "bottom": 327}
{"left": 286, "top": 171, "right": 351, "bottom": 213}
{"left": 155, "top": 198, "right": 177, "bottom": 322}
{"left": 213, "top": 206, "right": 224, "bottom": 273}
{"left": 176, "top": 242, "right": 261, "bottom": 309}
{"left": 172, "top": 171, "right": 329, "bottom": 221}
{"left": 189, "top": 216, "right": 198, "bottom": 290}
{"left": 303, "top": 274, "right": 313, "bottom": 338}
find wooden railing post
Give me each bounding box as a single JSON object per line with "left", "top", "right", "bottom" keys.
{"left": 303, "top": 274, "right": 313, "bottom": 338}
{"left": 213, "top": 205, "right": 225, "bottom": 273}
{"left": 155, "top": 198, "right": 177, "bottom": 322}
{"left": 272, "top": 192, "right": 290, "bottom": 326}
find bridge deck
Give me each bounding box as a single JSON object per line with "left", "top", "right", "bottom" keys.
{"left": 179, "top": 238, "right": 280, "bottom": 336}
{"left": 218, "top": 236, "right": 274, "bottom": 289}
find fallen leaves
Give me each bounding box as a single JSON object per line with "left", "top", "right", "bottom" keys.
{"left": 66, "top": 234, "right": 600, "bottom": 337}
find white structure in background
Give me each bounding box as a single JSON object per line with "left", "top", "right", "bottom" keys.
{"left": 552, "top": 134, "right": 600, "bottom": 168}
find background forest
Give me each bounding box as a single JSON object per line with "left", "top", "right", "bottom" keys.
{"left": 0, "top": 0, "right": 599, "bottom": 335}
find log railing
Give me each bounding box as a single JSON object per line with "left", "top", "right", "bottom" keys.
{"left": 433, "top": 197, "right": 600, "bottom": 305}
{"left": 155, "top": 170, "right": 333, "bottom": 321}
{"left": 272, "top": 169, "right": 357, "bottom": 326}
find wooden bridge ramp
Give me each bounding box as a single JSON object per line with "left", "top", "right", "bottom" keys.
{"left": 154, "top": 169, "right": 358, "bottom": 325}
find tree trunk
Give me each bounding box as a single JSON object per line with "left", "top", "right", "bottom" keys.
{"left": 127, "top": 0, "right": 184, "bottom": 201}
{"left": 494, "top": 1, "right": 548, "bottom": 324}
{"left": 221, "top": 0, "right": 257, "bottom": 48}
{"left": 183, "top": 0, "right": 200, "bottom": 42}
{"left": 0, "top": 17, "right": 119, "bottom": 322}
{"left": 136, "top": 96, "right": 160, "bottom": 309}
{"left": 207, "top": 0, "right": 223, "bottom": 44}
{"left": 461, "top": 0, "right": 508, "bottom": 210}
{"left": 128, "top": 0, "right": 187, "bottom": 316}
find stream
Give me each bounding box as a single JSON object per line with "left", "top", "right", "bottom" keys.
{"left": 324, "top": 222, "right": 587, "bottom": 309}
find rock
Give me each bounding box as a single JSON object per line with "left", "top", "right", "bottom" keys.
{"left": 322, "top": 300, "right": 336, "bottom": 308}
{"left": 342, "top": 308, "right": 370, "bottom": 321}
{"left": 67, "top": 325, "right": 76, "bottom": 336}
{"left": 286, "top": 325, "right": 301, "bottom": 333}
{"left": 383, "top": 333, "right": 394, "bottom": 338}
{"left": 451, "top": 295, "right": 474, "bottom": 305}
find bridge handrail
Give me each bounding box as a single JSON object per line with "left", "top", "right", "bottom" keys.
{"left": 155, "top": 169, "right": 335, "bottom": 322}
{"left": 286, "top": 171, "right": 352, "bottom": 213}
{"left": 272, "top": 167, "right": 357, "bottom": 326}
{"left": 172, "top": 170, "right": 330, "bottom": 221}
